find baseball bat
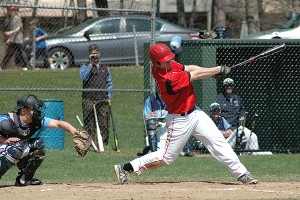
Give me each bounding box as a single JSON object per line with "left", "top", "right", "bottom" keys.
{"left": 108, "top": 103, "right": 121, "bottom": 153}
{"left": 93, "top": 104, "right": 104, "bottom": 152}
{"left": 230, "top": 43, "right": 286, "bottom": 69}
{"left": 75, "top": 115, "right": 99, "bottom": 153}
{"left": 249, "top": 113, "right": 258, "bottom": 138}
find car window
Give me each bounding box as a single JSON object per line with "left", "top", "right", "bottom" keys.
{"left": 125, "top": 18, "right": 163, "bottom": 32}
{"left": 281, "top": 14, "right": 300, "bottom": 29}
{"left": 155, "top": 22, "right": 163, "bottom": 31}
{"left": 90, "top": 19, "right": 120, "bottom": 34}
{"left": 126, "top": 18, "right": 150, "bottom": 32}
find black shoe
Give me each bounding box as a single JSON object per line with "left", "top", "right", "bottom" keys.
{"left": 184, "top": 152, "right": 195, "bottom": 157}
{"left": 15, "top": 176, "right": 43, "bottom": 186}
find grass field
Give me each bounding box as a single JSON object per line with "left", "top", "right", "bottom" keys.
{"left": 0, "top": 68, "right": 300, "bottom": 187}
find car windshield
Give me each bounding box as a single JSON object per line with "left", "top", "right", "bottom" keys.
{"left": 280, "top": 14, "right": 300, "bottom": 29}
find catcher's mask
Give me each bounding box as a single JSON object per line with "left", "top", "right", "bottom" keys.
{"left": 14, "top": 94, "right": 45, "bottom": 124}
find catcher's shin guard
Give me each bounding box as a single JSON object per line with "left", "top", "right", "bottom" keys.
{"left": 17, "top": 138, "right": 45, "bottom": 184}
{"left": 148, "top": 134, "right": 158, "bottom": 152}
{"left": 146, "top": 119, "right": 158, "bottom": 152}
{"left": 0, "top": 156, "right": 15, "bottom": 178}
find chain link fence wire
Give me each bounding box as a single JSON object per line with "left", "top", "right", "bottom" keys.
{"left": 1, "top": 4, "right": 300, "bottom": 155}
{"left": 177, "top": 40, "right": 300, "bottom": 154}
{"left": 0, "top": 4, "right": 152, "bottom": 69}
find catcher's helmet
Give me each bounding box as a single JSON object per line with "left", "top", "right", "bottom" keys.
{"left": 223, "top": 78, "right": 234, "bottom": 86}
{"left": 14, "top": 94, "right": 44, "bottom": 111}
{"left": 149, "top": 43, "right": 174, "bottom": 63}
{"left": 89, "top": 44, "right": 100, "bottom": 52}
{"left": 209, "top": 103, "right": 221, "bottom": 112}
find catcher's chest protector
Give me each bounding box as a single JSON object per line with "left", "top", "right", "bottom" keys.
{"left": 4, "top": 113, "right": 39, "bottom": 140}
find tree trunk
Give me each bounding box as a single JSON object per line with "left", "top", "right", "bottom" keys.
{"left": 176, "top": 0, "right": 186, "bottom": 28}
{"left": 246, "top": 0, "right": 261, "bottom": 34}
{"left": 189, "top": 0, "right": 197, "bottom": 28}
{"left": 95, "top": 0, "right": 109, "bottom": 16}
{"left": 156, "top": 0, "right": 160, "bottom": 18}
{"left": 77, "top": 0, "right": 88, "bottom": 24}
{"left": 212, "top": 0, "right": 226, "bottom": 29}
{"left": 120, "top": 0, "right": 124, "bottom": 9}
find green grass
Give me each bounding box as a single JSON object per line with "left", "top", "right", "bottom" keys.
{"left": 0, "top": 68, "right": 300, "bottom": 185}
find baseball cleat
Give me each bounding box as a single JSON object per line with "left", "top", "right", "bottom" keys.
{"left": 114, "top": 164, "right": 129, "bottom": 184}
{"left": 238, "top": 172, "right": 258, "bottom": 184}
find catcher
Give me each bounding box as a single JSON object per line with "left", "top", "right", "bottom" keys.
{"left": 0, "top": 94, "right": 91, "bottom": 186}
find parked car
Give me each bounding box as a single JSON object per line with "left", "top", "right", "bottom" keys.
{"left": 242, "top": 14, "right": 300, "bottom": 39}
{"left": 36, "top": 15, "right": 199, "bottom": 69}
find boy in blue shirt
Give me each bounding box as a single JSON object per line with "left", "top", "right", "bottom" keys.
{"left": 26, "top": 18, "right": 55, "bottom": 70}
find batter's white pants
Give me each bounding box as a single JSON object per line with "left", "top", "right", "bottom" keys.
{"left": 130, "top": 108, "right": 248, "bottom": 179}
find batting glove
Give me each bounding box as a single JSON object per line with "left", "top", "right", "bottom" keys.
{"left": 220, "top": 65, "right": 231, "bottom": 76}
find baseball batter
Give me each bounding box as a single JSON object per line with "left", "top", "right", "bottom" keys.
{"left": 114, "top": 43, "right": 258, "bottom": 184}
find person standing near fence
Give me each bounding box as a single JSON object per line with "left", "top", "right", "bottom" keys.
{"left": 24, "top": 18, "right": 55, "bottom": 70}
{"left": 114, "top": 43, "right": 258, "bottom": 185}
{"left": 0, "top": 94, "right": 87, "bottom": 186}
{"left": 0, "top": 6, "right": 25, "bottom": 70}
{"left": 80, "top": 44, "right": 113, "bottom": 146}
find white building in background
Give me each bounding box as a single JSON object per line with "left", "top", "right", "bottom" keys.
{"left": 4, "top": 0, "right": 211, "bottom": 12}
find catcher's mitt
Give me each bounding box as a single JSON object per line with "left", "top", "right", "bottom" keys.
{"left": 73, "top": 129, "right": 92, "bottom": 156}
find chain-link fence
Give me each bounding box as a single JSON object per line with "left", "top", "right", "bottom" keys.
{"left": 144, "top": 40, "right": 300, "bottom": 154}
{"left": 1, "top": 4, "right": 299, "bottom": 155}
{"left": 0, "top": 4, "right": 153, "bottom": 69}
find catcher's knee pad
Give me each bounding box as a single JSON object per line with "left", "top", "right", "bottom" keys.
{"left": 6, "top": 142, "right": 25, "bottom": 163}
{"left": 146, "top": 119, "right": 158, "bottom": 134}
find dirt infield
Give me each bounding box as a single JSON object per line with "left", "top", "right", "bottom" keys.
{"left": 1, "top": 182, "right": 300, "bottom": 200}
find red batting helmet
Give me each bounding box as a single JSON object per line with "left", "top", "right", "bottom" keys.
{"left": 149, "top": 43, "right": 174, "bottom": 63}
{"left": 9, "top": 6, "right": 19, "bottom": 11}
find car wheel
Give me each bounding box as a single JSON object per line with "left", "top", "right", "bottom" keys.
{"left": 49, "top": 47, "right": 72, "bottom": 70}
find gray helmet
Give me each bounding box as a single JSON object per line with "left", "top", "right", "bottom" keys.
{"left": 223, "top": 78, "right": 234, "bottom": 86}
{"left": 14, "top": 94, "right": 44, "bottom": 111}
{"left": 209, "top": 103, "right": 221, "bottom": 112}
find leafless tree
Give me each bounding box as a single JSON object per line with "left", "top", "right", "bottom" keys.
{"left": 246, "top": 0, "right": 261, "bottom": 34}
{"left": 156, "top": 0, "right": 160, "bottom": 18}
{"left": 95, "top": 0, "right": 109, "bottom": 16}
{"left": 212, "top": 0, "right": 226, "bottom": 29}
{"left": 77, "top": 0, "right": 88, "bottom": 24}
{"left": 189, "top": 0, "right": 197, "bottom": 28}
{"left": 176, "top": 0, "right": 186, "bottom": 28}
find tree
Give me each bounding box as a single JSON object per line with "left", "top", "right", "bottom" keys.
{"left": 246, "top": 0, "right": 261, "bottom": 34}
{"left": 189, "top": 0, "right": 197, "bottom": 28}
{"left": 77, "top": 0, "right": 88, "bottom": 24}
{"left": 212, "top": 0, "right": 226, "bottom": 29}
{"left": 156, "top": 0, "right": 160, "bottom": 18}
{"left": 177, "top": 0, "right": 186, "bottom": 28}
{"left": 94, "top": 0, "right": 109, "bottom": 16}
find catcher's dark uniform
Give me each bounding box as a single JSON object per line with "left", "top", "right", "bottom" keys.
{"left": 0, "top": 113, "right": 52, "bottom": 186}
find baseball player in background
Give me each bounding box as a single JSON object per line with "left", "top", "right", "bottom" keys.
{"left": 114, "top": 43, "right": 258, "bottom": 185}
{"left": 217, "top": 78, "right": 259, "bottom": 152}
